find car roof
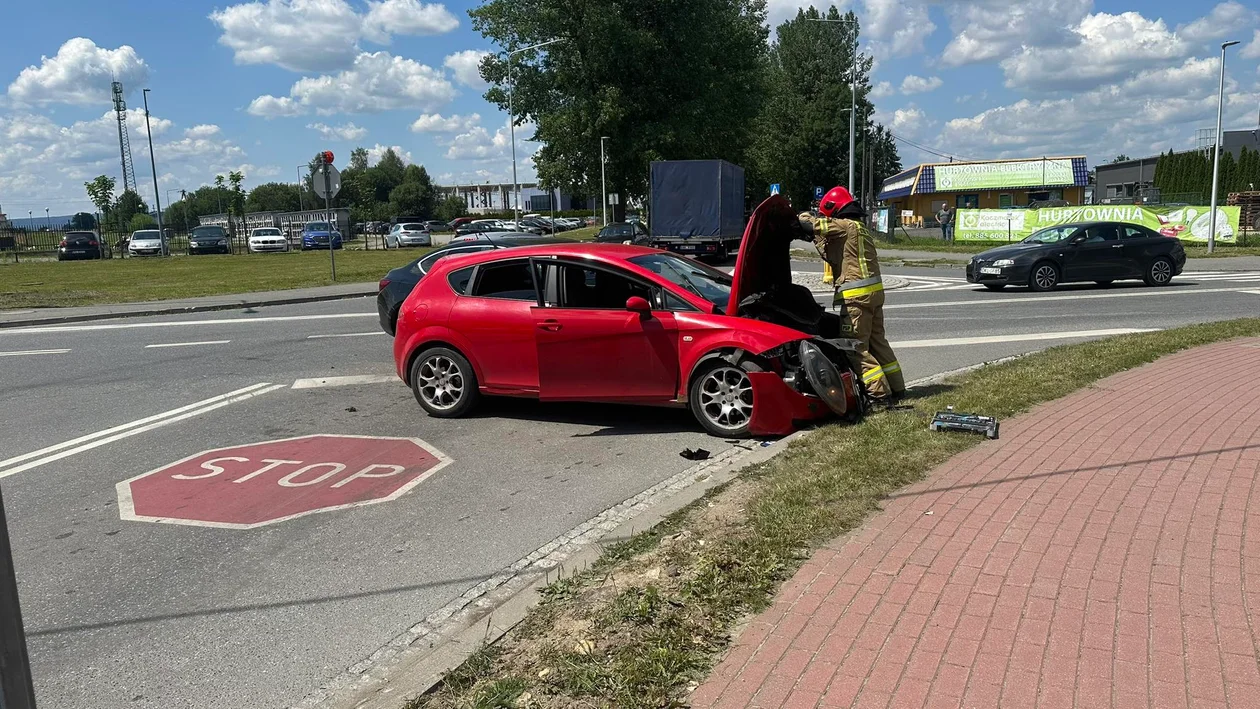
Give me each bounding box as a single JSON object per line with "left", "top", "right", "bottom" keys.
{"left": 433, "top": 242, "right": 653, "bottom": 271}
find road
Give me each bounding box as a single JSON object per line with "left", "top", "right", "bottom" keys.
{"left": 2, "top": 264, "right": 1259, "bottom": 709}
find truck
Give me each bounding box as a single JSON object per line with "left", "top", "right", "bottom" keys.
{"left": 648, "top": 159, "right": 746, "bottom": 258}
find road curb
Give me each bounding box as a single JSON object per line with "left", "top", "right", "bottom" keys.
{"left": 0, "top": 287, "right": 376, "bottom": 330}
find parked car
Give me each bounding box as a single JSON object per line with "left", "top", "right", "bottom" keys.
{"left": 57, "top": 231, "right": 105, "bottom": 261}
{"left": 966, "top": 221, "right": 1186, "bottom": 292}
{"left": 423, "top": 220, "right": 448, "bottom": 232}
{"left": 386, "top": 223, "right": 433, "bottom": 248}
{"left": 455, "top": 221, "right": 507, "bottom": 237}
{"left": 301, "top": 221, "right": 343, "bottom": 250}
{"left": 128, "top": 229, "right": 167, "bottom": 257}
{"left": 377, "top": 236, "right": 573, "bottom": 336}
{"left": 448, "top": 230, "right": 539, "bottom": 244}
{"left": 392, "top": 196, "right": 864, "bottom": 438}
{"left": 189, "top": 225, "right": 231, "bottom": 255}
{"left": 596, "top": 221, "right": 650, "bottom": 245}
{"left": 248, "top": 227, "right": 290, "bottom": 253}
{"left": 448, "top": 217, "right": 476, "bottom": 230}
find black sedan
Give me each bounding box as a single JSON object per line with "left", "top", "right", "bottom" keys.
{"left": 189, "top": 225, "right": 232, "bottom": 255}
{"left": 57, "top": 231, "right": 105, "bottom": 260}
{"left": 966, "top": 221, "right": 1186, "bottom": 292}
{"left": 377, "top": 236, "right": 573, "bottom": 336}
{"left": 595, "top": 221, "right": 650, "bottom": 245}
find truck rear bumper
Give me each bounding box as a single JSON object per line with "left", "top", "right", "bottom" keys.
{"left": 651, "top": 239, "right": 738, "bottom": 257}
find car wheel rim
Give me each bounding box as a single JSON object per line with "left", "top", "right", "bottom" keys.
{"left": 1035, "top": 266, "right": 1057, "bottom": 289}
{"left": 417, "top": 355, "right": 465, "bottom": 410}
{"left": 1152, "top": 260, "right": 1171, "bottom": 283}
{"left": 698, "top": 367, "right": 753, "bottom": 432}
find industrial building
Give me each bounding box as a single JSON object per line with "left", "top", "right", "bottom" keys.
{"left": 1094, "top": 129, "right": 1260, "bottom": 204}
{"left": 439, "top": 182, "right": 596, "bottom": 215}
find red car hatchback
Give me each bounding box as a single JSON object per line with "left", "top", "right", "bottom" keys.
{"left": 393, "top": 196, "right": 865, "bottom": 437}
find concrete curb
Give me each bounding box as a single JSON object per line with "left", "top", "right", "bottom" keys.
{"left": 0, "top": 287, "right": 376, "bottom": 330}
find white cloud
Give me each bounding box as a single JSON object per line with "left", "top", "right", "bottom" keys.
{"left": 366, "top": 143, "right": 412, "bottom": 165}
{"left": 410, "top": 113, "right": 479, "bottom": 132}
{"left": 185, "top": 124, "right": 221, "bottom": 139}
{"left": 863, "top": 0, "right": 934, "bottom": 57}
{"left": 8, "top": 38, "right": 148, "bottom": 106}
{"left": 248, "top": 51, "right": 455, "bottom": 117}
{"left": 900, "top": 75, "right": 942, "bottom": 94}
{"left": 870, "top": 81, "right": 894, "bottom": 99}
{"left": 444, "top": 50, "right": 490, "bottom": 89}
{"left": 889, "top": 106, "right": 929, "bottom": 135}
{"left": 1178, "top": 3, "right": 1258, "bottom": 44}
{"left": 941, "top": 0, "right": 1090, "bottom": 67}
{"left": 307, "top": 121, "right": 368, "bottom": 140}
{"left": 443, "top": 117, "right": 536, "bottom": 161}
{"left": 362, "top": 0, "right": 458, "bottom": 42}
{"left": 210, "top": 0, "right": 459, "bottom": 73}
{"left": 1241, "top": 29, "right": 1260, "bottom": 60}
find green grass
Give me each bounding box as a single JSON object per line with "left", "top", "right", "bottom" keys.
{"left": 0, "top": 248, "right": 432, "bottom": 308}
{"left": 410, "top": 318, "right": 1260, "bottom": 708}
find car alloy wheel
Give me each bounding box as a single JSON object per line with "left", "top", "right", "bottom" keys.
{"left": 696, "top": 365, "right": 754, "bottom": 435}
{"left": 1146, "top": 258, "right": 1173, "bottom": 286}
{"left": 417, "top": 354, "right": 464, "bottom": 410}
{"left": 1030, "top": 262, "right": 1059, "bottom": 292}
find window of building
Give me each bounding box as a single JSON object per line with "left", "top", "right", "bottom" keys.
{"left": 955, "top": 194, "right": 979, "bottom": 209}
{"left": 998, "top": 194, "right": 1013, "bottom": 208}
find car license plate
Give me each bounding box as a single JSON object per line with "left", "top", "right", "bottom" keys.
{"left": 677, "top": 245, "right": 695, "bottom": 251}
{"left": 980, "top": 267, "right": 1002, "bottom": 275}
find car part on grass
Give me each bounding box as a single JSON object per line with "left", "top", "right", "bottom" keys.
{"left": 679, "top": 448, "right": 711, "bottom": 461}
{"left": 930, "top": 407, "right": 999, "bottom": 440}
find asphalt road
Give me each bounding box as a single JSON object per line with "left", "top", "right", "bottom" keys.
{"left": 2, "top": 263, "right": 1260, "bottom": 708}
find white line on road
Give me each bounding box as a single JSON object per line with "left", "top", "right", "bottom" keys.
{"left": 0, "top": 383, "right": 285, "bottom": 479}
{"left": 144, "top": 340, "right": 231, "bottom": 349}
{"left": 885, "top": 286, "right": 1260, "bottom": 310}
{"left": 0, "top": 349, "right": 70, "bottom": 357}
{"left": 292, "top": 374, "right": 398, "bottom": 389}
{"left": 892, "top": 328, "right": 1158, "bottom": 349}
{"left": 306, "top": 332, "right": 386, "bottom": 339}
{"left": 1, "top": 312, "right": 375, "bottom": 335}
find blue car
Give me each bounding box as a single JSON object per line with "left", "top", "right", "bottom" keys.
{"left": 300, "top": 221, "right": 343, "bottom": 250}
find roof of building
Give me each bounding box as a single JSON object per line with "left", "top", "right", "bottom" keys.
{"left": 879, "top": 156, "right": 1089, "bottom": 201}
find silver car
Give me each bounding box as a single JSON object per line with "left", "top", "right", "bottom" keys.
{"left": 386, "top": 223, "right": 432, "bottom": 248}
{"left": 248, "top": 227, "right": 290, "bottom": 253}
{"left": 128, "top": 229, "right": 167, "bottom": 257}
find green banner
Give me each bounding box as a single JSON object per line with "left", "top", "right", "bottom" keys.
{"left": 955, "top": 205, "right": 1242, "bottom": 243}
{"left": 935, "top": 159, "right": 1074, "bottom": 191}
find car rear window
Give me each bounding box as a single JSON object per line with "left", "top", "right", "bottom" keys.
{"left": 402, "top": 223, "right": 426, "bottom": 231}
{"left": 471, "top": 260, "right": 537, "bottom": 301}
{"left": 65, "top": 232, "right": 96, "bottom": 242}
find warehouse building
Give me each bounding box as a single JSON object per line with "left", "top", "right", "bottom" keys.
{"left": 877, "top": 156, "right": 1089, "bottom": 225}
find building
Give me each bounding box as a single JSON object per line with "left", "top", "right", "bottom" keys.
{"left": 199, "top": 208, "right": 351, "bottom": 235}
{"left": 438, "top": 182, "right": 595, "bottom": 215}
{"left": 877, "top": 156, "right": 1089, "bottom": 224}
{"left": 1095, "top": 130, "right": 1260, "bottom": 204}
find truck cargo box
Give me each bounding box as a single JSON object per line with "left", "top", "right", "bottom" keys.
{"left": 649, "top": 160, "right": 745, "bottom": 240}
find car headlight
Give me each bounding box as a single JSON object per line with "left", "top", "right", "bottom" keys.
{"left": 993, "top": 259, "right": 1015, "bottom": 267}
{"left": 218, "top": 239, "right": 228, "bottom": 245}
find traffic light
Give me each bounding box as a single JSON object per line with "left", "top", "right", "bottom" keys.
{"left": 319, "top": 150, "right": 335, "bottom": 165}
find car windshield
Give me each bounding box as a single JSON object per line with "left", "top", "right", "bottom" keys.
{"left": 306, "top": 222, "right": 332, "bottom": 231}
{"left": 253, "top": 228, "right": 281, "bottom": 236}
{"left": 193, "top": 227, "right": 226, "bottom": 237}
{"left": 1022, "top": 226, "right": 1078, "bottom": 244}
{"left": 628, "top": 253, "right": 732, "bottom": 313}
{"left": 601, "top": 225, "right": 634, "bottom": 238}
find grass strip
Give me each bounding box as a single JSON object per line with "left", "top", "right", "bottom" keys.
{"left": 408, "top": 318, "right": 1260, "bottom": 709}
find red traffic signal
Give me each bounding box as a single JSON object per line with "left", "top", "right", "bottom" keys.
{"left": 320, "top": 150, "right": 335, "bottom": 165}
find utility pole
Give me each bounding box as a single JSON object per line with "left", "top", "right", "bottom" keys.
{"left": 141, "top": 89, "right": 164, "bottom": 248}
{"left": 507, "top": 38, "right": 564, "bottom": 227}
{"left": 1209, "top": 39, "right": 1241, "bottom": 254}
{"left": 600, "top": 136, "right": 610, "bottom": 226}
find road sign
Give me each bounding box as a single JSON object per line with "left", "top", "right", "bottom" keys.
{"left": 770, "top": 183, "right": 781, "bottom": 196}
{"left": 116, "top": 435, "right": 451, "bottom": 529}
{"left": 814, "top": 186, "right": 824, "bottom": 199}
{"left": 313, "top": 164, "right": 341, "bottom": 200}
{"left": 608, "top": 193, "right": 620, "bottom": 205}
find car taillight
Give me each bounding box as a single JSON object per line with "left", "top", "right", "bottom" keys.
{"left": 59, "top": 240, "right": 67, "bottom": 247}
{"left": 379, "top": 278, "right": 390, "bottom": 291}
{"left": 89, "top": 240, "right": 99, "bottom": 246}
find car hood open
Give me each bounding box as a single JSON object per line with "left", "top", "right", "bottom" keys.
{"left": 727, "top": 194, "right": 805, "bottom": 317}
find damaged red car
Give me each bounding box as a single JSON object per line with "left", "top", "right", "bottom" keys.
{"left": 393, "top": 195, "right": 865, "bottom": 437}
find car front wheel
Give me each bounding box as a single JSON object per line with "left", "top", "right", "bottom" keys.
{"left": 1029, "top": 262, "right": 1060, "bottom": 292}
{"left": 1143, "top": 257, "right": 1174, "bottom": 286}
{"left": 411, "top": 347, "right": 479, "bottom": 418}
{"left": 689, "top": 361, "right": 755, "bottom": 438}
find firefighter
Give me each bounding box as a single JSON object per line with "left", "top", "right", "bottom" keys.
{"left": 803, "top": 186, "right": 905, "bottom": 404}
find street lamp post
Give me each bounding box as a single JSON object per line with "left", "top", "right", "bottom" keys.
{"left": 809, "top": 17, "right": 860, "bottom": 193}
{"left": 1208, "top": 39, "right": 1241, "bottom": 254}
{"left": 508, "top": 38, "right": 564, "bottom": 226}
{"left": 600, "top": 136, "right": 610, "bottom": 226}
{"left": 141, "top": 89, "right": 164, "bottom": 245}
{"left": 44, "top": 208, "right": 50, "bottom": 232}
{"left": 166, "top": 188, "right": 185, "bottom": 238}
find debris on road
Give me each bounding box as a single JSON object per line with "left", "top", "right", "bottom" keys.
{"left": 680, "top": 448, "right": 711, "bottom": 461}
{"left": 930, "top": 406, "right": 1000, "bottom": 439}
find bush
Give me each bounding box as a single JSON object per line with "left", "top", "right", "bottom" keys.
{"left": 129, "top": 213, "right": 157, "bottom": 232}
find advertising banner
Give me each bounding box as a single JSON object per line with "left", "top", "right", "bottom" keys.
{"left": 935, "top": 159, "right": 1074, "bottom": 191}
{"left": 955, "top": 205, "right": 1242, "bottom": 242}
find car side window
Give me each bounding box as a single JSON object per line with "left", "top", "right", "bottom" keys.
{"left": 1082, "top": 225, "right": 1119, "bottom": 243}
{"left": 448, "top": 266, "right": 475, "bottom": 295}
{"left": 664, "top": 292, "right": 697, "bottom": 311}
{"left": 470, "top": 260, "right": 538, "bottom": 301}
{"left": 1122, "top": 226, "right": 1151, "bottom": 240}
{"left": 554, "top": 262, "right": 654, "bottom": 309}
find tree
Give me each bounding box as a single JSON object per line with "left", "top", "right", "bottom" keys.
{"left": 69, "top": 212, "right": 96, "bottom": 230}
{"left": 348, "top": 147, "right": 370, "bottom": 171}
{"left": 247, "top": 182, "right": 302, "bottom": 213}
{"left": 435, "top": 195, "right": 468, "bottom": 223}
{"left": 471, "top": 0, "right": 769, "bottom": 205}
{"left": 1111, "top": 154, "right": 1131, "bottom": 164}
{"left": 115, "top": 190, "right": 149, "bottom": 230}
{"left": 388, "top": 183, "right": 432, "bottom": 217}
{"left": 84, "top": 175, "right": 116, "bottom": 216}
{"left": 129, "top": 213, "right": 157, "bottom": 231}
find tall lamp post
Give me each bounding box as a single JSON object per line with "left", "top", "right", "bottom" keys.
{"left": 141, "top": 89, "right": 164, "bottom": 243}
{"left": 600, "top": 136, "right": 610, "bottom": 226}
{"left": 809, "top": 17, "right": 861, "bottom": 193}
{"left": 44, "top": 208, "right": 50, "bottom": 232}
{"left": 1208, "top": 39, "right": 1241, "bottom": 254}
{"left": 508, "top": 38, "right": 564, "bottom": 226}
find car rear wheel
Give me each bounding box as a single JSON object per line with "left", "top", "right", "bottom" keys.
{"left": 689, "top": 361, "right": 755, "bottom": 438}
{"left": 983, "top": 284, "right": 1005, "bottom": 291}
{"left": 1029, "top": 262, "right": 1060, "bottom": 292}
{"left": 411, "top": 347, "right": 479, "bottom": 418}
{"left": 1143, "top": 257, "right": 1174, "bottom": 286}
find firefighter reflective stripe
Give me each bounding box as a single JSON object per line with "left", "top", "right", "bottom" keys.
{"left": 841, "top": 275, "right": 884, "bottom": 299}
{"left": 857, "top": 226, "right": 869, "bottom": 278}
{"left": 883, "top": 361, "right": 902, "bottom": 376}
{"left": 863, "top": 365, "right": 887, "bottom": 383}
{"left": 823, "top": 262, "right": 834, "bottom": 284}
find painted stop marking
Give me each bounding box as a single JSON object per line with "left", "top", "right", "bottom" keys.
{"left": 117, "top": 435, "right": 450, "bottom": 529}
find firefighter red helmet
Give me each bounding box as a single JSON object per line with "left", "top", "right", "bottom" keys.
{"left": 818, "top": 186, "right": 854, "bottom": 217}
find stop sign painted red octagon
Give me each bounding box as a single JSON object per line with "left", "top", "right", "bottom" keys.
{"left": 116, "top": 435, "right": 451, "bottom": 529}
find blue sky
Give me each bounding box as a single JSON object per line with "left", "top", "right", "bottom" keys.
{"left": 2, "top": 0, "right": 1259, "bottom": 215}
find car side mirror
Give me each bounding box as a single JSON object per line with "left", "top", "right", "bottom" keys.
{"left": 1069, "top": 235, "right": 1085, "bottom": 245}
{"left": 626, "top": 296, "right": 652, "bottom": 315}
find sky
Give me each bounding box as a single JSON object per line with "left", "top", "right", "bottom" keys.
{"left": 2, "top": 0, "right": 1260, "bottom": 216}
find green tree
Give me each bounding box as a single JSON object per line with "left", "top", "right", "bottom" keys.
{"left": 388, "top": 183, "right": 431, "bottom": 217}
{"left": 246, "top": 182, "right": 302, "bottom": 213}
{"left": 69, "top": 212, "right": 96, "bottom": 230}
{"left": 471, "top": 0, "right": 769, "bottom": 205}
{"left": 85, "top": 175, "right": 117, "bottom": 230}
{"left": 129, "top": 213, "right": 157, "bottom": 231}
{"left": 115, "top": 190, "right": 149, "bottom": 229}
{"left": 1111, "top": 154, "right": 1130, "bottom": 164}
{"left": 435, "top": 195, "right": 468, "bottom": 222}
{"left": 369, "top": 148, "right": 407, "bottom": 202}
{"left": 348, "top": 147, "right": 370, "bottom": 171}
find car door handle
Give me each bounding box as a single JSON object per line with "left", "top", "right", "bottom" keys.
{"left": 538, "top": 320, "right": 562, "bottom": 332}
{"left": 1111, "top": 244, "right": 1124, "bottom": 248}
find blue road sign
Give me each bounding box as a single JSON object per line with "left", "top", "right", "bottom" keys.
{"left": 770, "top": 183, "right": 781, "bottom": 196}
{"left": 814, "top": 186, "right": 824, "bottom": 199}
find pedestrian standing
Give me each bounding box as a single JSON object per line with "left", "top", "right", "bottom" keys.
{"left": 936, "top": 204, "right": 954, "bottom": 242}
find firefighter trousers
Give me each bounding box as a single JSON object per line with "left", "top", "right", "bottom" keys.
{"left": 840, "top": 291, "right": 905, "bottom": 399}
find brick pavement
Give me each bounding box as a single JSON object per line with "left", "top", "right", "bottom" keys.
{"left": 693, "top": 338, "right": 1260, "bottom": 709}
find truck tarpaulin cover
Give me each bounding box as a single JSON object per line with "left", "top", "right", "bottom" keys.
{"left": 649, "top": 160, "right": 745, "bottom": 239}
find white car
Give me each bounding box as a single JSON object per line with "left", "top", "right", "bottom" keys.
{"left": 386, "top": 223, "right": 432, "bottom": 248}
{"left": 128, "top": 229, "right": 167, "bottom": 257}
{"left": 471, "top": 219, "right": 509, "bottom": 230}
{"left": 248, "top": 227, "right": 290, "bottom": 253}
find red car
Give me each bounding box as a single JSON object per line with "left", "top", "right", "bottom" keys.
{"left": 393, "top": 196, "right": 864, "bottom": 437}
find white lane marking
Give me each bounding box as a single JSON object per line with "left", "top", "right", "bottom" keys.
{"left": 886, "top": 286, "right": 1260, "bottom": 310}
{"left": 0, "top": 383, "right": 284, "bottom": 479}
{"left": 306, "top": 332, "right": 386, "bottom": 339}
{"left": 892, "top": 328, "right": 1158, "bottom": 349}
{"left": 1, "top": 312, "right": 375, "bottom": 335}
{"left": 292, "top": 374, "right": 397, "bottom": 389}
{"left": 144, "top": 340, "right": 231, "bottom": 349}
{"left": 0, "top": 349, "right": 70, "bottom": 357}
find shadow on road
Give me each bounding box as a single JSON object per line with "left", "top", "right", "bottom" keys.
{"left": 470, "top": 397, "right": 700, "bottom": 437}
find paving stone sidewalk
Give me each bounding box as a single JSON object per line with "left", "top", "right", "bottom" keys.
{"left": 693, "top": 338, "right": 1260, "bottom": 708}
